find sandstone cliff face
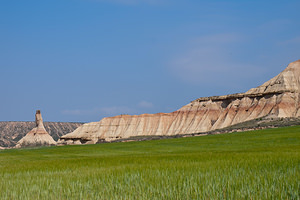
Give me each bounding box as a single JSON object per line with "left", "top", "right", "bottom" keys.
{"left": 16, "top": 110, "right": 57, "bottom": 148}
{"left": 58, "top": 60, "right": 300, "bottom": 145}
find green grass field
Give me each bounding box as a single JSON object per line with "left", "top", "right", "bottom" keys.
{"left": 0, "top": 126, "right": 299, "bottom": 200}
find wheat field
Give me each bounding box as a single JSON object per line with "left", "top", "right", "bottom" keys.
{"left": 0, "top": 126, "right": 299, "bottom": 199}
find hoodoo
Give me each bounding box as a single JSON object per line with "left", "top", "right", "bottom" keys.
{"left": 58, "top": 59, "right": 300, "bottom": 145}
{"left": 16, "top": 110, "right": 56, "bottom": 148}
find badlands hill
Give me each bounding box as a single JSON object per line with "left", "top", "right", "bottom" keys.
{"left": 57, "top": 59, "right": 300, "bottom": 145}
{"left": 0, "top": 120, "right": 83, "bottom": 147}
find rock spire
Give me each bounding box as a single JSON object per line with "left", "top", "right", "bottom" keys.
{"left": 16, "top": 110, "right": 56, "bottom": 148}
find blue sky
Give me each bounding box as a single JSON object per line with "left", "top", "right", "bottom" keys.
{"left": 0, "top": 0, "right": 299, "bottom": 122}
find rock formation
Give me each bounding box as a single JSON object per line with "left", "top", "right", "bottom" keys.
{"left": 0, "top": 121, "right": 83, "bottom": 147}
{"left": 16, "top": 110, "right": 56, "bottom": 148}
{"left": 58, "top": 59, "right": 300, "bottom": 145}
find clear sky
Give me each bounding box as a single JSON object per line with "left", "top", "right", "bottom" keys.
{"left": 1, "top": 0, "right": 300, "bottom": 122}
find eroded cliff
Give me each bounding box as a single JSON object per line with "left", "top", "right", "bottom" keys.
{"left": 58, "top": 59, "right": 300, "bottom": 145}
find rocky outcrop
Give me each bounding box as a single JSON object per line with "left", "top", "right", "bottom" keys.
{"left": 58, "top": 59, "right": 300, "bottom": 145}
{"left": 15, "top": 110, "right": 57, "bottom": 148}
{"left": 0, "top": 121, "right": 83, "bottom": 147}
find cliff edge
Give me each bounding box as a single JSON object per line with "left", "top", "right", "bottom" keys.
{"left": 58, "top": 59, "right": 300, "bottom": 145}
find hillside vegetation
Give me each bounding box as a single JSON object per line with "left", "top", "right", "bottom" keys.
{"left": 0, "top": 126, "right": 299, "bottom": 199}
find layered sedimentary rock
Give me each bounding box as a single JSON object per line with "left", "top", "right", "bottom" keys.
{"left": 59, "top": 59, "right": 300, "bottom": 145}
{"left": 16, "top": 110, "right": 56, "bottom": 148}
